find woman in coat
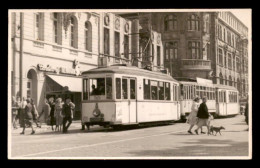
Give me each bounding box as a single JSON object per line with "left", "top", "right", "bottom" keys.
{"left": 31, "top": 99, "right": 41, "bottom": 128}
{"left": 20, "top": 99, "right": 35, "bottom": 135}
{"left": 12, "top": 96, "right": 18, "bottom": 129}
{"left": 54, "top": 98, "right": 63, "bottom": 131}
{"left": 194, "top": 97, "right": 212, "bottom": 135}
{"left": 48, "top": 97, "right": 56, "bottom": 131}
{"left": 186, "top": 96, "right": 200, "bottom": 134}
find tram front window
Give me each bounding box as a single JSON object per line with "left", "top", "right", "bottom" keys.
{"left": 151, "top": 81, "right": 158, "bottom": 100}
{"left": 90, "top": 78, "right": 105, "bottom": 96}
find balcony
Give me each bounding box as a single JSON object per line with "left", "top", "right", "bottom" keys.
{"left": 181, "top": 59, "right": 211, "bottom": 71}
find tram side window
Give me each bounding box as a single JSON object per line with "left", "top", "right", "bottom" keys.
{"left": 165, "top": 82, "right": 170, "bottom": 100}
{"left": 83, "top": 78, "right": 88, "bottom": 100}
{"left": 173, "top": 85, "right": 178, "bottom": 101}
{"left": 151, "top": 81, "right": 158, "bottom": 100}
{"left": 130, "top": 79, "right": 136, "bottom": 99}
{"left": 90, "top": 78, "right": 105, "bottom": 95}
{"left": 159, "top": 81, "right": 164, "bottom": 100}
{"left": 144, "top": 79, "right": 151, "bottom": 100}
{"left": 122, "top": 78, "right": 128, "bottom": 99}
{"left": 116, "top": 78, "right": 121, "bottom": 99}
{"left": 223, "top": 92, "right": 226, "bottom": 102}
{"left": 106, "top": 77, "right": 112, "bottom": 99}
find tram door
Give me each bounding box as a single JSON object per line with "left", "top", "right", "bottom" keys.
{"left": 122, "top": 77, "right": 137, "bottom": 123}
{"left": 218, "top": 90, "right": 227, "bottom": 116}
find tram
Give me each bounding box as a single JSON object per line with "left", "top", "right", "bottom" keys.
{"left": 178, "top": 78, "right": 239, "bottom": 119}
{"left": 214, "top": 84, "right": 239, "bottom": 117}
{"left": 81, "top": 64, "right": 181, "bottom": 129}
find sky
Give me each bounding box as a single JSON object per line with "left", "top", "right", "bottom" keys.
{"left": 231, "top": 9, "right": 251, "bottom": 28}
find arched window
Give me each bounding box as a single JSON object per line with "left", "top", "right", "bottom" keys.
{"left": 187, "top": 14, "right": 200, "bottom": 31}
{"left": 164, "top": 15, "right": 177, "bottom": 31}
{"left": 53, "top": 13, "right": 62, "bottom": 45}
{"left": 70, "top": 17, "right": 78, "bottom": 48}
{"left": 34, "top": 13, "right": 44, "bottom": 41}
{"left": 219, "top": 73, "right": 223, "bottom": 84}
{"left": 229, "top": 75, "right": 233, "bottom": 86}
{"left": 85, "top": 21, "right": 92, "bottom": 51}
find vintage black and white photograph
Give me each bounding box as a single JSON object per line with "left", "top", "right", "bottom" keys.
{"left": 8, "top": 9, "right": 252, "bottom": 159}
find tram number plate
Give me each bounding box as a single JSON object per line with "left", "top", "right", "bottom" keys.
{"left": 90, "top": 117, "right": 104, "bottom": 122}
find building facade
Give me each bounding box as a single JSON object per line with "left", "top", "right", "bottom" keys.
{"left": 215, "top": 12, "right": 248, "bottom": 98}
{"left": 120, "top": 12, "right": 249, "bottom": 98}
{"left": 10, "top": 12, "right": 135, "bottom": 119}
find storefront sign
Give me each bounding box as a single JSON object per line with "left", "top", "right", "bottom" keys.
{"left": 37, "top": 63, "right": 81, "bottom": 76}
{"left": 37, "top": 64, "right": 58, "bottom": 73}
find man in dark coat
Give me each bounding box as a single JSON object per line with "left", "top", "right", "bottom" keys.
{"left": 194, "top": 97, "right": 211, "bottom": 135}
{"left": 20, "top": 99, "right": 35, "bottom": 135}
{"left": 62, "top": 98, "right": 75, "bottom": 133}
{"left": 245, "top": 102, "right": 248, "bottom": 125}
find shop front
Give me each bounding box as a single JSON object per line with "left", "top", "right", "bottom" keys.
{"left": 45, "top": 74, "right": 82, "bottom": 120}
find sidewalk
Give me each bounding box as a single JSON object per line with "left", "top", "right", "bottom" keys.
{"left": 11, "top": 120, "right": 83, "bottom": 133}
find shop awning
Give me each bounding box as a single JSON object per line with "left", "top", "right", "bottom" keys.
{"left": 46, "top": 75, "right": 82, "bottom": 92}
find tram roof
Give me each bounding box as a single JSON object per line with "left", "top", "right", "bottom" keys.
{"left": 82, "top": 65, "right": 178, "bottom": 82}
{"left": 213, "top": 84, "right": 238, "bottom": 91}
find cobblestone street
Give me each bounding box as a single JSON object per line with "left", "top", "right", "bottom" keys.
{"left": 10, "top": 114, "right": 250, "bottom": 159}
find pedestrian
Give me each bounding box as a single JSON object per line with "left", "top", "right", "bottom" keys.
{"left": 19, "top": 97, "right": 27, "bottom": 128}
{"left": 20, "top": 99, "right": 35, "bottom": 135}
{"left": 38, "top": 99, "right": 51, "bottom": 124}
{"left": 54, "top": 98, "right": 64, "bottom": 131}
{"left": 194, "top": 97, "right": 211, "bottom": 135}
{"left": 48, "top": 97, "right": 56, "bottom": 131}
{"left": 31, "top": 99, "right": 41, "bottom": 128}
{"left": 187, "top": 96, "right": 201, "bottom": 134}
{"left": 61, "top": 98, "right": 75, "bottom": 133}
{"left": 12, "top": 96, "right": 18, "bottom": 129}
{"left": 16, "top": 97, "right": 22, "bottom": 128}
{"left": 245, "top": 101, "right": 248, "bottom": 125}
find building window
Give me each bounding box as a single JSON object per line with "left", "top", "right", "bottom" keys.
{"left": 233, "top": 55, "right": 236, "bottom": 71}
{"left": 204, "top": 14, "right": 210, "bottom": 33}
{"left": 165, "top": 42, "right": 178, "bottom": 61}
{"left": 219, "top": 73, "right": 223, "bottom": 84}
{"left": 223, "top": 28, "right": 226, "bottom": 42}
{"left": 85, "top": 22, "right": 92, "bottom": 51}
{"left": 34, "top": 13, "right": 44, "bottom": 41}
{"left": 104, "top": 28, "right": 110, "bottom": 55}
{"left": 187, "top": 14, "right": 200, "bottom": 31}
{"left": 218, "top": 25, "right": 222, "bottom": 40}
{"left": 227, "top": 31, "right": 231, "bottom": 45}
{"left": 157, "top": 46, "right": 161, "bottom": 66}
{"left": 188, "top": 41, "right": 200, "bottom": 59}
{"left": 218, "top": 48, "right": 223, "bottom": 65}
{"left": 236, "top": 58, "right": 240, "bottom": 73}
{"left": 124, "top": 35, "right": 129, "bottom": 59}
{"left": 70, "top": 17, "right": 78, "bottom": 48}
{"left": 228, "top": 53, "right": 232, "bottom": 69}
{"left": 114, "top": 32, "right": 120, "bottom": 57}
{"left": 164, "top": 15, "right": 177, "bottom": 31}
{"left": 229, "top": 76, "right": 233, "bottom": 86}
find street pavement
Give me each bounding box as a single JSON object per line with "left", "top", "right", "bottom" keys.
{"left": 10, "top": 114, "right": 250, "bottom": 159}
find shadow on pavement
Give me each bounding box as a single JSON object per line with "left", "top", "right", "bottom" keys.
{"left": 32, "top": 123, "right": 178, "bottom": 135}
{"left": 126, "top": 139, "right": 248, "bottom": 157}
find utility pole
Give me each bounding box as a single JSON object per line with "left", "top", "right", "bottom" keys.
{"left": 19, "top": 12, "right": 24, "bottom": 99}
